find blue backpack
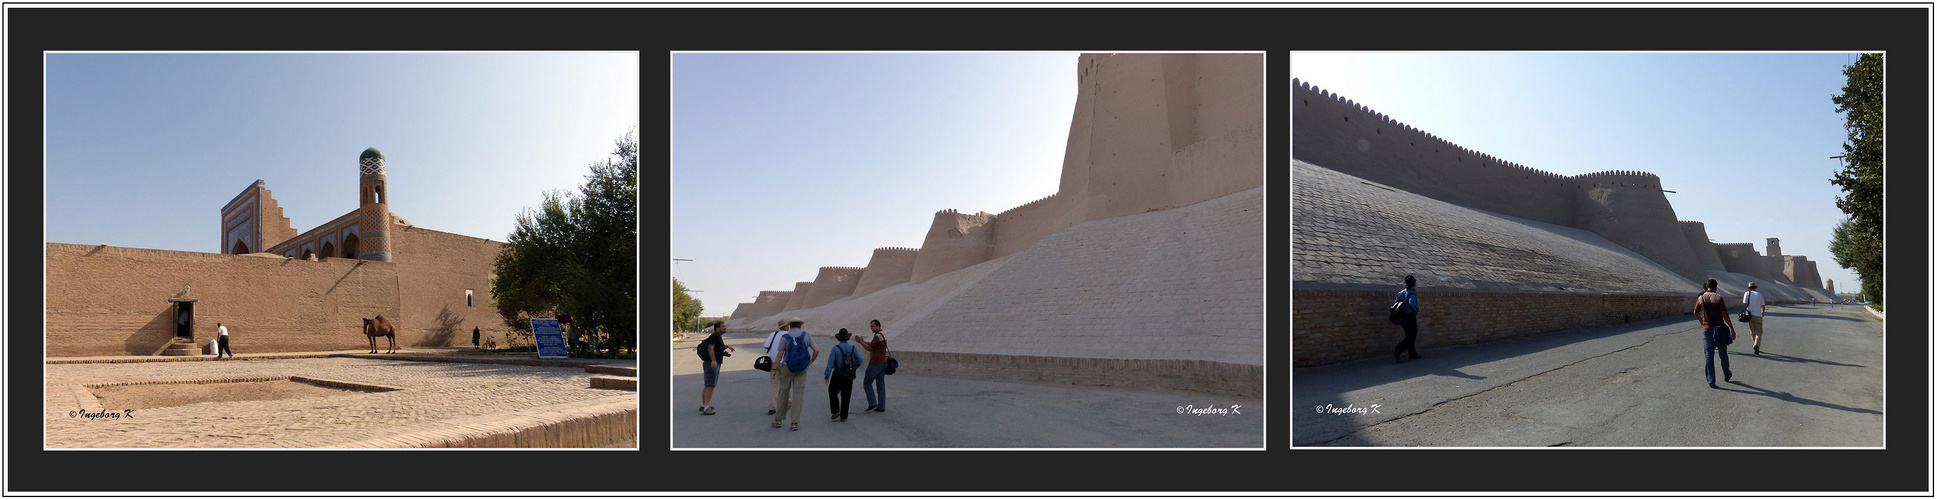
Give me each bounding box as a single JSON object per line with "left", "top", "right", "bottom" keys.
{"left": 784, "top": 331, "right": 811, "bottom": 372}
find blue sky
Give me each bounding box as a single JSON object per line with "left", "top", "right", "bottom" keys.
{"left": 672, "top": 52, "right": 1079, "bottom": 317}
{"left": 45, "top": 52, "right": 638, "bottom": 258}
{"left": 1292, "top": 52, "right": 1867, "bottom": 294}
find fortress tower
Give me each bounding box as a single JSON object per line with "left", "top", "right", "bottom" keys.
{"left": 355, "top": 147, "right": 393, "bottom": 262}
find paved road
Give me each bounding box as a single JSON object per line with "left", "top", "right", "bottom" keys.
{"left": 1294, "top": 304, "right": 1883, "bottom": 447}
{"left": 671, "top": 334, "right": 1262, "bottom": 448}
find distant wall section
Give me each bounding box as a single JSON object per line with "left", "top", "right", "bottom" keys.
{"left": 851, "top": 248, "right": 918, "bottom": 298}
{"left": 910, "top": 210, "right": 994, "bottom": 284}
{"left": 804, "top": 267, "right": 863, "bottom": 309}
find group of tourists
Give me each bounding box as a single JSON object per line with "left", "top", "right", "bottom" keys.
{"left": 693, "top": 317, "right": 892, "bottom": 431}
{"left": 1388, "top": 275, "right": 1778, "bottom": 389}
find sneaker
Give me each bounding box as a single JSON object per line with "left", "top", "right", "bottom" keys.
{"left": 702, "top": 407, "right": 716, "bottom": 415}
{"left": 831, "top": 414, "right": 839, "bottom": 420}
{"left": 699, "top": 405, "right": 707, "bottom": 413}
{"left": 790, "top": 423, "right": 798, "bottom": 431}
{"left": 864, "top": 405, "right": 876, "bottom": 412}
{"left": 1709, "top": 383, "right": 1719, "bottom": 389}
{"left": 772, "top": 420, "right": 782, "bottom": 428}
{"left": 767, "top": 409, "right": 776, "bottom": 415}
{"left": 872, "top": 407, "right": 884, "bottom": 412}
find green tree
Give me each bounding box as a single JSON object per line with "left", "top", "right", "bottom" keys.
{"left": 1830, "top": 54, "right": 1884, "bottom": 307}
{"left": 492, "top": 130, "right": 639, "bottom": 354}
{"left": 1828, "top": 218, "right": 1882, "bottom": 308}
{"left": 673, "top": 278, "right": 703, "bottom": 333}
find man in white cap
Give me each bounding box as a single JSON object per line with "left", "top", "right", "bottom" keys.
{"left": 1743, "top": 282, "right": 1766, "bottom": 355}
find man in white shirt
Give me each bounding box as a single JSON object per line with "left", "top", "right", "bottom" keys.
{"left": 216, "top": 322, "right": 234, "bottom": 359}
{"left": 1743, "top": 282, "right": 1767, "bottom": 356}
{"left": 763, "top": 318, "right": 788, "bottom": 415}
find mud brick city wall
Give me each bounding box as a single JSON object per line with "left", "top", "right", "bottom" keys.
{"left": 390, "top": 225, "right": 506, "bottom": 348}
{"left": 46, "top": 243, "right": 400, "bottom": 356}
{"left": 1293, "top": 288, "right": 1693, "bottom": 367}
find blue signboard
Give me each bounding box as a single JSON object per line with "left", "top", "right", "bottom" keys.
{"left": 533, "top": 318, "right": 568, "bottom": 359}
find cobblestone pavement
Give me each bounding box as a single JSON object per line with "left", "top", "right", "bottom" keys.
{"left": 671, "top": 334, "right": 1262, "bottom": 448}
{"left": 1293, "top": 160, "right": 1693, "bottom": 294}
{"left": 45, "top": 357, "right": 637, "bottom": 448}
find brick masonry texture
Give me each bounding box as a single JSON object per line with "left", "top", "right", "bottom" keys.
{"left": 1291, "top": 161, "right": 1709, "bottom": 367}
{"left": 390, "top": 226, "right": 507, "bottom": 347}
{"left": 46, "top": 225, "right": 507, "bottom": 356}
{"left": 729, "top": 188, "right": 1263, "bottom": 395}
{"left": 1292, "top": 289, "right": 1689, "bottom": 367}
{"left": 46, "top": 243, "right": 401, "bottom": 356}
{"left": 45, "top": 357, "right": 636, "bottom": 448}
{"left": 1293, "top": 161, "right": 1698, "bottom": 295}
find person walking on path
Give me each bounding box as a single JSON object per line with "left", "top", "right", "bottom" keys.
{"left": 824, "top": 328, "right": 861, "bottom": 422}
{"left": 1393, "top": 275, "right": 1422, "bottom": 363}
{"left": 1743, "top": 282, "right": 1767, "bottom": 355}
{"left": 855, "top": 319, "right": 890, "bottom": 412}
{"left": 770, "top": 317, "right": 818, "bottom": 431}
{"left": 472, "top": 326, "right": 481, "bottom": 349}
{"left": 763, "top": 318, "right": 788, "bottom": 415}
{"left": 697, "top": 328, "right": 734, "bottom": 415}
{"left": 216, "top": 322, "right": 234, "bottom": 359}
{"left": 1695, "top": 278, "right": 1736, "bottom": 389}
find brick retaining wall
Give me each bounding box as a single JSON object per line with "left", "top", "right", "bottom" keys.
{"left": 1294, "top": 289, "right": 1693, "bottom": 367}
{"left": 891, "top": 351, "right": 1261, "bottom": 398}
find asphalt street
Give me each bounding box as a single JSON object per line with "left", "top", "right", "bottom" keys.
{"left": 670, "top": 333, "right": 1263, "bottom": 448}
{"left": 1294, "top": 304, "right": 1884, "bottom": 447}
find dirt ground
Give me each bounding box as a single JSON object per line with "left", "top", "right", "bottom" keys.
{"left": 89, "top": 380, "right": 380, "bottom": 410}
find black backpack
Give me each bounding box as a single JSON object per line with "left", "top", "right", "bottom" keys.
{"left": 695, "top": 336, "right": 728, "bottom": 362}
{"left": 832, "top": 344, "right": 860, "bottom": 379}
{"left": 1389, "top": 301, "right": 1407, "bottom": 324}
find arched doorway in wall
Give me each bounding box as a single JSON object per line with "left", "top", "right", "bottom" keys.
{"left": 231, "top": 241, "right": 250, "bottom": 255}
{"left": 302, "top": 249, "right": 314, "bottom": 260}
{"left": 343, "top": 234, "right": 360, "bottom": 259}
{"left": 320, "top": 242, "right": 335, "bottom": 260}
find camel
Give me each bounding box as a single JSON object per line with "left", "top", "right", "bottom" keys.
{"left": 362, "top": 315, "right": 398, "bottom": 354}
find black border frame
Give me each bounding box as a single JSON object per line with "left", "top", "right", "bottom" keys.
{"left": 6, "top": 3, "right": 1929, "bottom": 494}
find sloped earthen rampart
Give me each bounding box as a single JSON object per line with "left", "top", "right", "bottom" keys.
{"left": 851, "top": 247, "right": 918, "bottom": 298}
